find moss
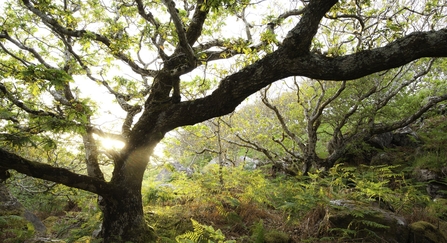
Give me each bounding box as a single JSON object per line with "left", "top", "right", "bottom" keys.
{"left": 0, "top": 208, "right": 24, "bottom": 217}
{"left": 0, "top": 215, "right": 34, "bottom": 243}
{"left": 43, "top": 215, "right": 61, "bottom": 235}
{"left": 410, "top": 221, "right": 447, "bottom": 243}
{"left": 75, "top": 236, "right": 93, "bottom": 242}
{"left": 264, "top": 230, "right": 290, "bottom": 243}
{"left": 146, "top": 206, "right": 193, "bottom": 239}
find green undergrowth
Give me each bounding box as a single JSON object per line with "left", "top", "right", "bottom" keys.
{"left": 4, "top": 161, "right": 446, "bottom": 242}
{"left": 0, "top": 215, "right": 34, "bottom": 243}
{"left": 141, "top": 162, "right": 446, "bottom": 242}
{"left": 6, "top": 143, "right": 447, "bottom": 242}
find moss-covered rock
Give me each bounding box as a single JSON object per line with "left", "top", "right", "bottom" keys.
{"left": 328, "top": 204, "right": 409, "bottom": 243}
{"left": 0, "top": 184, "right": 43, "bottom": 242}
{"left": 409, "top": 221, "right": 447, "bottom": 243}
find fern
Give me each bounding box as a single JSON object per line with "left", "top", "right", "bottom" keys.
{"left": 354, "top": 219, "right": 389, "bottom": 229}
{"left": 176, "top": 219, "right": 234, "bottom": 243}
{"left": 250, "top": 220, "right": 265, "bottom": 243}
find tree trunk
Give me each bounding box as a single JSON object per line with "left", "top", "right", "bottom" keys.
{"left": 100, "top": 186, "right": 156, "bottom": 242}
{"left": 98, "top": 146, "right": 157, "bottom": 242}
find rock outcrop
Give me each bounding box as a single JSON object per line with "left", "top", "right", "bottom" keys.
{"left": 0, "top": 183, "right": 47, "bottom": 240}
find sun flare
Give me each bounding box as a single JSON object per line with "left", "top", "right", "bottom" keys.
{"left": 99, "top": 138, "right": 125, "bottom": 150}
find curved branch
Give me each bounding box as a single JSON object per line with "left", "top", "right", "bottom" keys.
{"left": 375, "top": 59, "right": 435, "bottom": 111}
{"left": 231, "top": 134, "right": 278, "bottom": 163}
{"left": 61, "top": 35, "right": 143, "bottom": 131}
{"left": 260, "top": 87, "right": 306, "bottom": 151}
{"left": 159, "top": 28, "right": 447, "bottom": 131}
{"left": 193, "top": 39, "right": 225, "bottom": 52}
{"left": 0, "top": 41, "right": 31, "bottom": 67}
{"left": 278, "top": 8, "right": 306, "bottom": 20}
{"left": 373, "top": 94, "right": 447, "bottom": 134}
{"left": 236, "top": 6, "right": 253, "bottom": 41}
{"left": 135, "top": 0, "right": 168, "bottom": 61}
{"left": 88, "top": 126, "right": 125, "bottom": 142}
{"left": 163, "top": 0, "right": 195, "bottom": 66}
{"left": 0, "top": 148, "right": 114, "bottom": 195}
{"left": 313, "top": 81, "right": 346, "bottom": 122}
{"left": 325, "top": 14, "right": 365, "bottom": 32}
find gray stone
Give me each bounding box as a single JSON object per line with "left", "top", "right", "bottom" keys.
{"left": 415, "top": 168, "right": 439, "bottom": 181}
{"left": 0, "top": 184, "right": 47, "bottom": 235}
{"left": 368, "top": 132, "right": 393, "bottom": 149}
{"left": 392, "top": 127, "right": 421, "bottom": 147}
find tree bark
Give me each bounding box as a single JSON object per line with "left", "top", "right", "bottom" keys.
{"left": 100, "top": 186, "right": 155, "bottom": 242}
{"left": 99, "top": 144, "right": 158, "bottom": 242}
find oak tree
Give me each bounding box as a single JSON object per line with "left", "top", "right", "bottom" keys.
{"left": 231, "top": 59, "right": 447, "bottom": 175}
{"left": 1, "top": 0, "right": 447, "bottom": 242}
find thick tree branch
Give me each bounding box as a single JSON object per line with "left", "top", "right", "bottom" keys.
{"left": 158, "top": 28, "right": 447, "bottom": 131}
{"left": 163, "top": 0, "right": 196, "bottom": 67}
{"left": 185, "top": 0, "right": 208, "bottom": 45}
{"left": 282, "top": 0, "right": 338, "bottom": 55}
{"left": 0, "top": 148, "right": 113, "bottom": 195}
{"left": 285, "top": 30, "right": 447, "bottom": 80}
{"left": 82, "top": 131, "right": 105, "bottom": 180}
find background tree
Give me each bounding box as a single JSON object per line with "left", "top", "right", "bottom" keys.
{"left": 229, "top": 58, "right": 447, "bottom": 175}
{"left": 172, "top": 57, "right": 447, "bottom": 176}
{"left": 1, "top": 0, "right": 447, "bottom": 242}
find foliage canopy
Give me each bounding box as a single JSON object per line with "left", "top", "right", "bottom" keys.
{"left": 1, "top": 0, "right": 447, "bottom": 241}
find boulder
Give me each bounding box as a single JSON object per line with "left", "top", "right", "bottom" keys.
{"left": 413, "top": 167, "right": 447, "bottom": 199}
{"left": 427, "top": 181, "right": 447, "bottom": 199}
{"left": 415, "top": 168, "right": 439, "bottom": 181}
{"left": 328, "top": 201, "right": 408, "bottom": 242}
{"left": 391, "top": 127, "right": 422, "bottom": 147}
{"left": 368, "top": 132, "right": 393, "bottom": 149}
{"left": 156, "top": 168, "right": 173, "bottom": 182}
{"left": 370, "top": 152, "right": 393, "bottom": 166}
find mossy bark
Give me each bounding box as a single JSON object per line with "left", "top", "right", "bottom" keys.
{"left": 98, "top": 146, "right": 158, "bottom": 243}
{"left": 100, "top": 188, "right": 156, "bottom": 242}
